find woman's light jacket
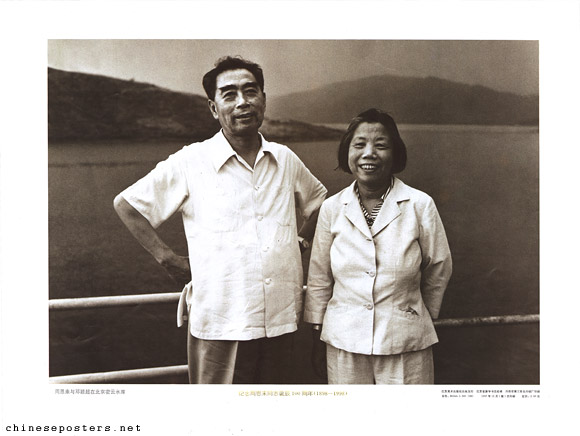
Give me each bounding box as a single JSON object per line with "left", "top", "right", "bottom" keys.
{"left": 304, "top": 178, "right": 452, "bottom": 355}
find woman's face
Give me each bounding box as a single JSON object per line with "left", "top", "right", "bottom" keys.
{"left": 347, "top": 122, "right": 394, "bottom": 189}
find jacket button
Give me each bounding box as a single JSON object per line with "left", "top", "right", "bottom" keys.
{"left": 368, "top": 271, "right": 376, "bottom": 277}
{"left": 365, "top": 303, "right": 373, "bottom": 310}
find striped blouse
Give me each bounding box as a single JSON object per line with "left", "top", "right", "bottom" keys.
{"left": 355, "top": 177, "right": 394, "bottom": 228}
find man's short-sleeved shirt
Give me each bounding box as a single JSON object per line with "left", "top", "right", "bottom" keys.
{"left": 120, "top": 131, "right": 327, "bottom": 340}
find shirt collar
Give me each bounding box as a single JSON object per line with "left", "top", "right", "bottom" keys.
{"left": 354, "top": 177, "right": 393, "bottom": 202}
{"left": 210, "top": 130, "right": 280, "bottom": 172}
{"left": 341, "top": 177, "right": 409, "bottom": 205}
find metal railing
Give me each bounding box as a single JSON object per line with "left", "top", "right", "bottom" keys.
{"left": 49, "top": 291, "right": 539, "bottom": 384}
{"left": 49, "top": 292, "right": 181, "bottom": 311}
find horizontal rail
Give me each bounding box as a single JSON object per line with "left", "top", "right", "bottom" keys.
{"left": 50, "top": 364, "right": 188, "bottom": 384}
{"left": 50, "top": 293, "right": 540, "bottom": 328}
{"left": 49, "top": 292, "right": 181, "bottom": 311}
{"left": 48, "top": 293, "right": 539, "bottom": 384}
{"left": 433, "top": 314, "right": 539, "bottom": 327}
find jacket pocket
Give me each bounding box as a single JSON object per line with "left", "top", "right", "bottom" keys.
{"left": 397, "top": 304, "right": 420, "bottom": 320}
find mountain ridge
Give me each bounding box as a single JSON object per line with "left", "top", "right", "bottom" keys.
{"left": 48, "top": 68, "right": 343, "bottom": 143}
{"left": 268, "top": 74, "right": 538, "bottom": 126}
{"left": 48, "top": 68, "right": 538, "bottom": 144}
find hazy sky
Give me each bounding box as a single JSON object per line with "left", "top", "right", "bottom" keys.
{"left": 48, "top": 40, "right": 538, "bottom": 98}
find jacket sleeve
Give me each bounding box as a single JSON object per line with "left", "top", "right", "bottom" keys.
{"left": 304, "top": 200, "right": 334, "bottom": 324}
{"left": 419, "top": 197, "right": 452, "bottom": 319}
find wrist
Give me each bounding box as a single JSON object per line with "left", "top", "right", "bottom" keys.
{"left": 298, "top": 236, "right": 311, "bottom": 252}
{"left": 156, "top": 247, "right": 178, "bottom": 266}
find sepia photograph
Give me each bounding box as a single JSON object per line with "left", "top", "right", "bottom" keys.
{"left": 1, "top": 1, "right": 579, "bottom": 435}
{"left": 46, "top": 39, "right": 539, "bottom": 386}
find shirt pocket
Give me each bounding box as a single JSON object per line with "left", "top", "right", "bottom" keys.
{"left": 273, "top": 184, "right": 295, "bottom": 226}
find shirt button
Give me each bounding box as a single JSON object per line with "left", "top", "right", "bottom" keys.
{"left": 368, "top": 271, "right": 376, "bottom": 277}
{"left": 257, "top": 215, "right": 263, "bottom": 221}
{"left": 365, "top": 303, "right": 373, "bottom": 310}
{"left": 262, "top": 246, "right": 269, "bottom": 252}
{"left": 254, "top": 185, "right": 260, "bottom": 191}
{"left": 265, "top": 278, "right": 272, "bottom": 285}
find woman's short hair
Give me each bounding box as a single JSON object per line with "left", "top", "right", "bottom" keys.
{"left": 337, "top": 108, "right": 407, "bottom": 174}
{"left": 202, "top": 56, "right": 265, "bottom": 100}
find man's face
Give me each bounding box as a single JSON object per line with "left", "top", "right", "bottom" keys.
{"left": 208, "top": 69, "right": 266, "bottom": 139}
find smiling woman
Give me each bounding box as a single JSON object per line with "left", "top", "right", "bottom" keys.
{"left": 347, "top": 122, "right": 395, "bottom": 216}
{"left": 348, "top": 122, "right": 394, "bottom": 189}
{"left": 304, "top": 108, "right": 452, "bottom": 385}
{"left": 339, "top": 109, "right": 408, "bottom": 216}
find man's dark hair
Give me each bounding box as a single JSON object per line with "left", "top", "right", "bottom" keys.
{"left": 202, "top": 56, "right": 265, "bottom": 100}
{"left": 337, "top": 108, "right": 407, "bottom": 174}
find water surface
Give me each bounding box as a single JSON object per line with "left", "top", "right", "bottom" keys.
{"left": 49, "top": 125, "right": 539, "bottom": 383}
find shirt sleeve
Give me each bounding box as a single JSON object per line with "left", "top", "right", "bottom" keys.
{"left": 290, "top": 151, "right": 327, "bottom": 220}
{"left": 304, "top": 200, "right": 334, "bottom": 324}
{"left": 419, "top": 197, "right": 453, "bottom": 319}
{"left": 119, "top": 151, "right": 189, "bottom": 229}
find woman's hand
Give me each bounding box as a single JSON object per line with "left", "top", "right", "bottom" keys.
{"left": 311, "top": 328, "right": 328, "bottom": 381}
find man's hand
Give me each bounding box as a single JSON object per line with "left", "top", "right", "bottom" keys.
{"left": 160, "top": 254, "right": 191, "bottom": 287}
{"left": 298, "top": 237, "right": 310, "bottom": 254}
{"left": 311, "top": 328, "right": 328, "bottom": 381}
{"left": 113, "top": 195, "right": 191, "bottom": 287}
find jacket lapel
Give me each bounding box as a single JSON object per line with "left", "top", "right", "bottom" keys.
{"left": 371, "top": 177, "right": 410, "bottom": 237}
{"left": 342, "top": 183, "right": 373, "bottom": 239}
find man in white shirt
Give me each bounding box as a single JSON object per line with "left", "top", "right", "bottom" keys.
{"left": 113, "top": 56, "right": 327, "bottom": 383}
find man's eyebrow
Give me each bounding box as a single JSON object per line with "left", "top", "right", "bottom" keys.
{"left": 217, "top": 81, "right": 259, "bottom": 93}
{"left": 241, "top": 81, "right": 259, "bottom": 88}
{"left": 217, "top": 84, "right": 237, "bottom": 93}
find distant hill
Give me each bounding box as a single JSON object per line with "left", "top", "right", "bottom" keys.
{"left": 267, "top": 74, "right": 539, "bottom": 126}
{"left": 48, "top": 68, "right": 539, "bottom": 144}
{"left": 48, "top": 68, "right": 342, "bottom": 142}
